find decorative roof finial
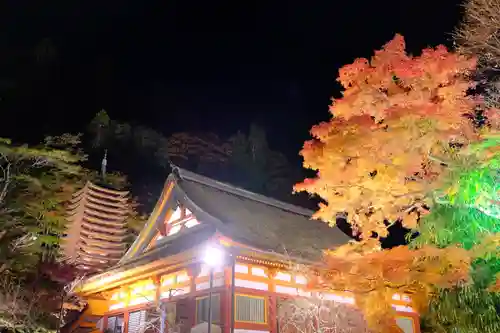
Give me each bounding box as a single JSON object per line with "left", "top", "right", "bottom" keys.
{"left": 101, "top": 149, "right": 108, "bottom": 181}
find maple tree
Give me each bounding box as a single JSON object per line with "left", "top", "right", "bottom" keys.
{"left": 309, "top": 236, "right": 499, "bottom": 333}
{"left": 296, "top": 34, "right": 499, "bottom": 333}
{"left": 295, "top": 34, "right": 478, "bottom": 239}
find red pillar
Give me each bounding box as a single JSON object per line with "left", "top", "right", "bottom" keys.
{"left": 222, "top": 289, "right": 231, "bottom": 333}
{"left": 268, "top": 269, "right": 277, "bottom": 333}
{"left": 223, "top": 265, "right": 232, "bottom": 333}
{"left": 268, "top": 295, "right": 277, "bottom": 333}
{"left": 123, "top": 311, "right": 130, "bottom": 333}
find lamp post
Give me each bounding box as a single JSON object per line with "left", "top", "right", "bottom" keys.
{"left": 202, "top": 245, "right": 225, "bottom": 333}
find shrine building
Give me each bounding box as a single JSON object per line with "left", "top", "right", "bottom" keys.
{"left": 66, "top": 167, "right": 420, "bottom": 333}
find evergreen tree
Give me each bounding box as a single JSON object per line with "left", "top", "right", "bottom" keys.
{"left": 0, "top": 134, "right": 85, "bottom": 331}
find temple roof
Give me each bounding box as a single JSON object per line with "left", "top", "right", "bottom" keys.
{"left": 76, "top": 167, "right": 352, "bottom": 294}
{"left": 177, "top": 168, "right": 350, "bottom": 260}
{"left": 122, "top": 166, "right": 350, "bottom": 264}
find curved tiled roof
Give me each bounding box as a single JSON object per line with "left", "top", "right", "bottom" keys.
{"left": 175, "top": 168, "right": 351, "bottom": 261}
{"left": 84, "top": 167, "right": 351, "bottom": 293}
{"left": 122, "top": 167, "right": 350, "bottom": 264}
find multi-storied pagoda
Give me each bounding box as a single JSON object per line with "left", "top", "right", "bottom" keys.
{"left": 61, "top": 181, "right": 130, "bottom": 272}
{"left": 65, "top": 167, "right": 420, "bottom": 333}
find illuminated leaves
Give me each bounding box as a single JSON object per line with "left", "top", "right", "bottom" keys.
{"left": 310, "top": 243, "right": 472, "bottom": 333}
{"left": 489, "top": 274, "right": 500, "bottom": 292}
{"left": 295, "top": 34, "right": 478, "bottom": 238}
{"left": 485, "top": 109, "right": 500, "bottom": 129}
{"left": 296, "top": 34, "right": 500, "bottom": 333}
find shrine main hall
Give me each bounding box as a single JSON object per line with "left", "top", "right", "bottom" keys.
{"left": 66, "top": 167, "right": 420, "bottom": 333}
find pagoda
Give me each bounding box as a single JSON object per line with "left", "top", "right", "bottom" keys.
{"left": 61, "top": 181, "right": 130, "bottom": 272}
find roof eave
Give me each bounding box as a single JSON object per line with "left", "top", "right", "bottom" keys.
{"left": 75, "top": 226, "right": 218, "bottom": 295}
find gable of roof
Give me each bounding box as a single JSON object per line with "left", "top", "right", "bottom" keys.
{"left": 119, "top": 180, "right": 175, "bottom": 262}
{"left": 121, "top": 167, "right": 351, "bottom": 264}
{"left": 175, "top": 168, "right": 351, "bottom": 261}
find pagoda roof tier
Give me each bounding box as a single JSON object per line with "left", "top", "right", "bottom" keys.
{"left": 78, "top": 243, "right": 125, "bottom": 256}
{"left": 80, "top": 214, "right": 127, "bottom": 228}
{"left": 60, "top": 236, "right": 124, "bottom": 250}
{"left": 71, "top": 182, "right": 127, "bottom": 203}
{"left": 68, "top": 197, "right": 129, "bottom": 212}
{"left": 69, "top": 192, "right": 128, "bottom": 208}
{"left": 85, "top": 200, "right": 128, "bottom": 214}
{"left": 87, "top": 182, "right": 129, "bottom": 197}
{"left": 86, "top": 192, "right": 128, "bottom": 205}
{"left": 77, "top": 250, "right": 122, "bottom": 263}
{"left": 86, "top": 189, "right": 129, "bottom": 203}
{"left": 85, "top": 200, "right": 129, "bottom": 216}
{"left": 67, "top": 198, "right": 129, "bottom": 216}
{"left": 80, "top": 228, "right": 126, "bottom": 242}
{"left": 82, "top": 209, "right": 128, "bottom": 223}
{"left": 79, "top": 237, "right": 126, "bottom": 249}
{"left": 68, "top": 187, "right": 129, "bottom": 203}
{"left": 74, "top": 256, "right": 107, "bottom": 266}
{"left": 70, "top": 186, "right": 88, "bottom": 199}
{"left": 71, "top": 181, "right": 128, "bottom": 197}
{"left": 85, "top": 198, "right": 129, "bottom": 216}
{"left": 75, "top": 262, "right": 105, "bottom": 272}
{"left": 80, "top": 221, "right": 128, "bottom": 235}
{"left": 69, "top": 191, "right": 129, "bottom": 207}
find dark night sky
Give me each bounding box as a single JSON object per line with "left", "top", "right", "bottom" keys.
{"left": 1, "top": 0, "right": 463, "bottom": 163}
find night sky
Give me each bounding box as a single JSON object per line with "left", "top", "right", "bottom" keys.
{"left": 1, "top": 0, "right": 462, "bottom": 163}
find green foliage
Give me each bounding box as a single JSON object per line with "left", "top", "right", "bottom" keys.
{"left": 0, "top": 134, "right": 86, "bottom": 273}
{"left": 438, "top": 134, "right": 499, "bottom": 215}
{"left": 87, "top": 109, "right": 176, "bottom": 167}
{"left": 0, "top": 134, "right": 88, "bottom": 332}
{"left": 222, "top": 123, "right": 299, "bottom": 200}
{"left": 416, "top": 205, "right": 498, "bottom": 250}
{"left": 0, "top": 133, "right": 143, "bottom": 333}
{"left": 421, "top": 286, "right": 500, "bottom": 333}
{"left": 84, "top": 169, "right": 130, "bottom": 190}
{"left": 87, "top": 111, "right": 302, "bottom": 204}
{"left": 416, "top": 133, "right": 499, "bottom": 249}
{"left": 414, "top": 130, "right": 500, "bottom": 332}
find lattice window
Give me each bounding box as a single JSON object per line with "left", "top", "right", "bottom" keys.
{"left": 396, "top": 317, "right": 415, "bottom": 333}
{"left": 196, "top": 294, "right": 220, "bottom": 324}
{"left": 235, "top": 294, "right": 266, "bottom": 324}
{"left": 127, "top": 310, "right": 147, "bottom": 333}
{"left": 106, "top": 315, "right": 124, "bottom": 333}
{"left": 166, "top": 206, "right": 200, "bottom": 236}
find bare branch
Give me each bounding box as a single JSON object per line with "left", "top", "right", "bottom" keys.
{"left": 10, "top": 233, "right": 36, "bottom": 251}
{"left": 455, "top": 0, "right": 500, "bottom": 63}
{"left": 0, "top": 162, "right": 11, "bottom": 205}
{"left": 277, "top": 296, "right": 370, "bottom": 333}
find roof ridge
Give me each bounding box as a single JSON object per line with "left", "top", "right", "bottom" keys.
{"left": 172, "top": 166, "right": 314, "bottom": 217}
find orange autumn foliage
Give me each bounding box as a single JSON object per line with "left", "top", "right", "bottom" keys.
{"left": 294, "top": 34, "right": 490, "bottom": 333}
{"left": 490, "top": 274, "right": 500, "bottom": 292}
{"left": 295, "top": 34, "right": 478, "bottom": 238}
{"left": 308, "top": 242, "right": 472, "bottom": 333}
